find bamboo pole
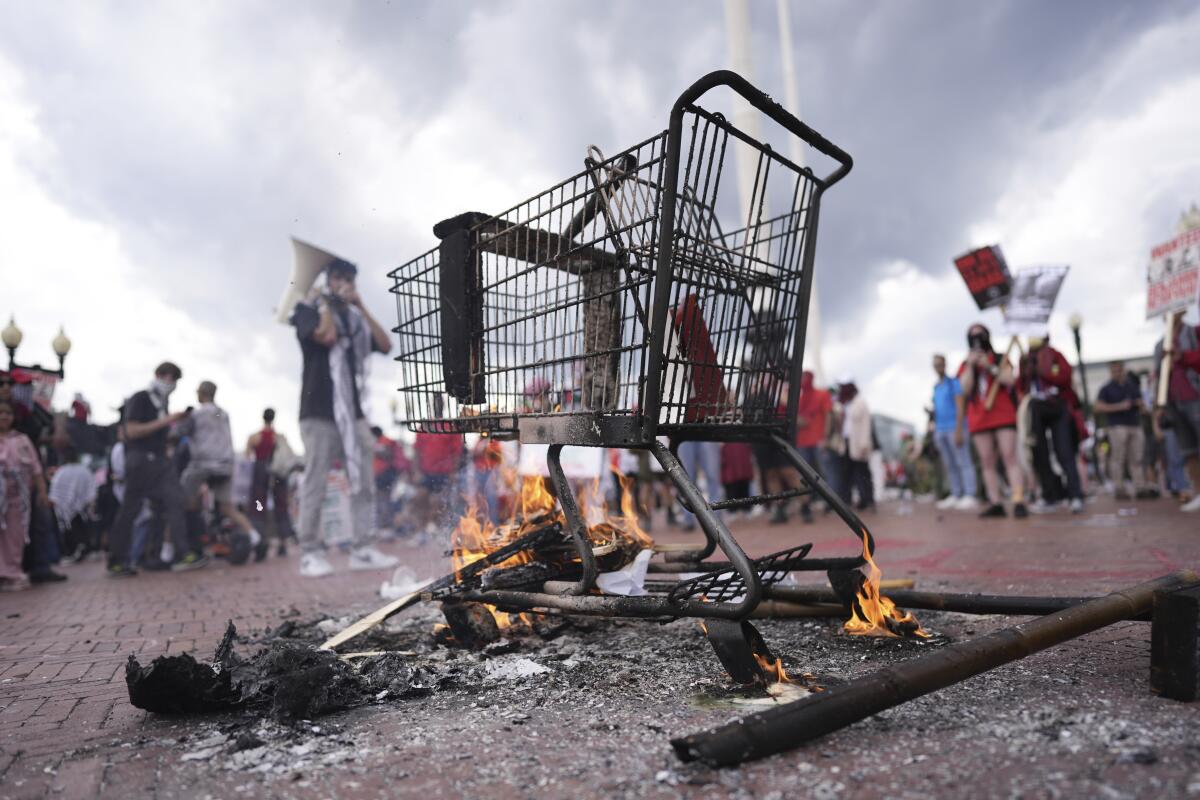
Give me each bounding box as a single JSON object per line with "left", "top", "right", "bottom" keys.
{"left": 983, "top": 336, "right": 1020, "bottom": 411}
{"left": 673, "top": 571, "right": 1197, "bottom": 767}
{"left": 1157, "top": 310, "right": 1183, "bottom": 408}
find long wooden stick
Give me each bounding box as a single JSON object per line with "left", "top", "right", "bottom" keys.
{"left": 1157, "top": 311, "right": 1183, "bottom": 408}
{"left": 984, "top": 336, "right": 1020, "bottom": 411}
{"left": 319, "top": 586, "right": 431, "bottom": 651}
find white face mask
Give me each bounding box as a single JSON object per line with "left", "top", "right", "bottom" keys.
{"left": 152, "top": 378, "right": 176, "bottom": 397}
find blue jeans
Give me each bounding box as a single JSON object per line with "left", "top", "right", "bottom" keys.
{"left": 677, "top": 441, "right": 723, "bottom": 528}
{"left": 1163, "top": 429, "right": 1191, "bottom": 493}
{"left": 933, "top": 429, "right": 977, "bottom": 498}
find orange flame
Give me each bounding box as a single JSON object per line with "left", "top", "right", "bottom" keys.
{"left": 753, "top": 651, "right": 791, "bottom": 684}
{"left": 442, "top": 454, "right": 654, "bottom": 634}
{"left": 843, "top": 531, "right": 930, "bottom": 639}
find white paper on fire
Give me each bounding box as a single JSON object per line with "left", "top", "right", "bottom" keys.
{"left": 595, "top": 548, "right": 653, "bottom": 596}
{"left": 1002, "top": 265, "right": 1070, "bottom": 335}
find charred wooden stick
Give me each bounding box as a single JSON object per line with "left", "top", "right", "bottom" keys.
{"left": 673, "top": 571, "right": 1197, "bottom": 767}
{"left": 764, "top": 585, "right": 1096, "bottom": 617}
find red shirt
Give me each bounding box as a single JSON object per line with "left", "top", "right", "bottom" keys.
{"left": 253, "top": 428, "right": 276, "bottom": 462}
{"left": 795, "top": 389, "right": 832, "bottom": 448}
{"left": 958, "top": 356, "right": 1017, "bottom": 433}
{"left": 720, "top": 442, "right": 754, "bottom": 484}
{"left": 1169, "top": 325, "right": 1200, "bottom": 403}
{"left": 414, "top": 433, "right": 463, "bottom": 475}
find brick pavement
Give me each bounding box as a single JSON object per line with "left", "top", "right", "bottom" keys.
{"left": 0, "top": 496, "right": 1197, "bottom": 798}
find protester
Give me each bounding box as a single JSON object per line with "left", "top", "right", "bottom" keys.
{"left": 837, "top": 378, "right": 874, "bottom": 512}
{"left": 107, "top": 362, "right": 207, "bottom": 576}
{"left": 958, "top": 324, "right": 1028, "bottom": 518}
{"left": 412, "top": 430, "right": 464, "bottom": 535}
{"left": 678, "top": 440, "right": 724, "bottom": 530}
{"left": 0, "top": 398, "right": 47, "bottom": 591}
{"left": 48, "top": 446, "right": 97, "bottom": 562}
{"left": 178, "top": 381, "right": 264, "bottom": 561}
{"left": 291, "top": 258, "right": 399, "bottom": 576}
{"left": 245, "top": 408, "right": 297, "bottom": 556}
{"left": 1094, "top": 361, "right": 1156, "bottom": 500}
{"left": 793, "top": 371, "right": 832, "bottom": 522}
{"left": 1019, "top": 335, "right": 1084, "bottom": 514}
{"left": 1154, "top": 308, "right": 1200, "bottom": 512}
{"left": 0, "top": 370, "right": 67, "bottom": 582}
{"left": 469, "top": 434, "right": 500, "bottom": 523}
{"left": 720, "top": 441, "right": 754, "bottom": 519}
{"left": 930, "top": 354, "right": 978, "bottom": 511}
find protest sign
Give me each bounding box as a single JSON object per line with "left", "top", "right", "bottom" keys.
{"left": 1003, "top": 266, "right": 1069, "bottom": 334}
{"left": 1145, "top": 227, "right": 1200, "bottom": 319}
{"left": 954, "top": 245, "right": 1013, "bottom": 310}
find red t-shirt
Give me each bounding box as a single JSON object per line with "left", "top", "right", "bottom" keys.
{"left": 253, "top": 428, "right": 276, "bottom": 462}
{"left": 720, "top": 442, "right": 754, "bottom": 483}
{"left": 957, "top": 357, "right": 1017, "bottom": 433}
{"left": 795, "top": 389, "right": 832, "bottom": 448}
{"left": 414, "top": 433, "right": 463, "bottom": 475}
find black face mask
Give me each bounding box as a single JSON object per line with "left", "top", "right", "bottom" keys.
{"left": 967, "top": 331, "right": 991, "bottom": 352}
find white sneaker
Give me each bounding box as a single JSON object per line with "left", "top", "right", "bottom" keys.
{"left": 299, "top": 552, "right": 334, "bottom": 578}
{"left": 935, "top": 496, "right": 959, "bottom": 511}
{"left": 1181, "top": 495, "right": 1200, "bottom": 513}
{"left": 955, "top": 496, "right": 980, "bottom": 512}
{"left": 1069, "top": 498, "right": 1085, "bottom": 514}
{"left": 349, "top": 546, "right": 400, "bottom": 571}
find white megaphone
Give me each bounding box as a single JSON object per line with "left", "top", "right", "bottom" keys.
{"left": 275, "top": 238, "right": 350, "bottom": 324}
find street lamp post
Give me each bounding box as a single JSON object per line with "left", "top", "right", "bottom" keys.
{"left": 1, "top": 315, "right": 72, "bottom": 378}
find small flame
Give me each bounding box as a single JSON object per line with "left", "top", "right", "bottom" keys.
{"left": 753, "top": 651, "right": 791, "bottom": 684}
{"left": 843, "top": 531, "right": 930, "bottom": 639}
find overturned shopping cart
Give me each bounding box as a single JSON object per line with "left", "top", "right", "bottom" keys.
{"left": 390, "top": 70, "right": 867, "bottom": 621}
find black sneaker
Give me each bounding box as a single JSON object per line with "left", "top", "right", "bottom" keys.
{"left": 800, "top": 505, "right": 815, "bottom": 524}
{"left": 171, "top": 552, "right": 210, "bottom": 572}
{"left": 1013, "top": 503, "right": 1029, "bottom": 519}
{"left": 979, "top": 503, "right": 1007, "bottom": 518}
{"left": 276, "top": 542, "right": 288, "bottom": 558}
{"left": 106, "top": 563, "right": 139, "bottom": 579}
{"left": 142, "top": 558, "right": 171, "bottom": 572}
{"left": 254, "top": 539, "right": 269, "bottom": 562}
{"left": 30, "top": 570, "right": 68, "bottom": 584}
{"left": 769, "top": 506, "right": 789, "bottom": 525}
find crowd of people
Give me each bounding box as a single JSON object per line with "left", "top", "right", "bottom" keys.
{"left": 4, "top": 263, "right": 1199, "bottom": 591}
{"left": 903, "top": 316, "right": 1200, "bottom": 518}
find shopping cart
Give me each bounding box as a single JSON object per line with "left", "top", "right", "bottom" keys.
{"left": 390, "top": 71, "right": 870, "bottom": 620}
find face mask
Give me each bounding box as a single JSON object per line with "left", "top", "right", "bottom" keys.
{"left": 153, "top": 378, "right": 176, "bottom": 397}
{"left": 967, "top": 331, "right": 990, "bottom": 352}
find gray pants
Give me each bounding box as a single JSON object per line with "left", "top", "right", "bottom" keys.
{"left": 1107, "top": 424, "right": 1147, "bottom": 490}
{"left": 298, "top": 418, "right": 375, "bottom": 553}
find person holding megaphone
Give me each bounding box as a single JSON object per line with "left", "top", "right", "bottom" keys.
{"left": 287, "top": 251, "right": 398, "bottom": 578}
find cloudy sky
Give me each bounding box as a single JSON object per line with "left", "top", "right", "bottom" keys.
{"left": 3, "top": 0, "right": 1198, "bottom": 448}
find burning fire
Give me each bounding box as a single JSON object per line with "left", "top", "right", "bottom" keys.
{"left": 843, "top": 531, "right": 929, "bottom": 639}
{"left": 445, "top": 463, "right": 654, "bottom": 633}
{"left": 753, "top": 651, "right": 790, "bottom": 684}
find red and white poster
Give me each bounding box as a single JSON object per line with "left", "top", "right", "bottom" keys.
{"left": 1146, "top": 227, "right": 1200, "bottom": 319}
{"left": 954, "top": 245, "right": 1013, "bottom": 310}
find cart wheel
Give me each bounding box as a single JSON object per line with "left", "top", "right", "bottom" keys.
{"left": 228, "top": 531, "right": 252, "bottom": 566}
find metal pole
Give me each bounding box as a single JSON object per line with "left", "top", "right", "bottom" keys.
{"left": 673, "top": 571, "right": 1198, "bottom": 767}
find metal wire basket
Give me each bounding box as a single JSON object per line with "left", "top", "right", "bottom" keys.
{"left": 391, "top": 71, "right": 852, "bottom": 446}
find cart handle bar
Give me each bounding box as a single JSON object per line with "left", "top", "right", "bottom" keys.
{"left": 674, "top": 70, "right": 853, "bottom": 188}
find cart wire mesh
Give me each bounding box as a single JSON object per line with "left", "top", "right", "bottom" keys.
{"left": 391, "top": 94, "right": 826, "bottom": 441}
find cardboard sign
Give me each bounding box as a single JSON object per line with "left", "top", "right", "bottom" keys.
{"left": 954, "top": 245, "right": 1013, "bottom": 310}
{"left": 1003, "top": 266, "right": 1070, "bottom": 334}
{"left": 1146, "top": 227, "right": 1200, "bottom": 319}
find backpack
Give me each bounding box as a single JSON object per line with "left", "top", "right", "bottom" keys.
{"left": 269, "top": 435, "right": 301, "bottom": 477}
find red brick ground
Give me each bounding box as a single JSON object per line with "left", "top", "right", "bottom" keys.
{"left": 0, "top": 495, "right": 1196, "bottom": 798}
